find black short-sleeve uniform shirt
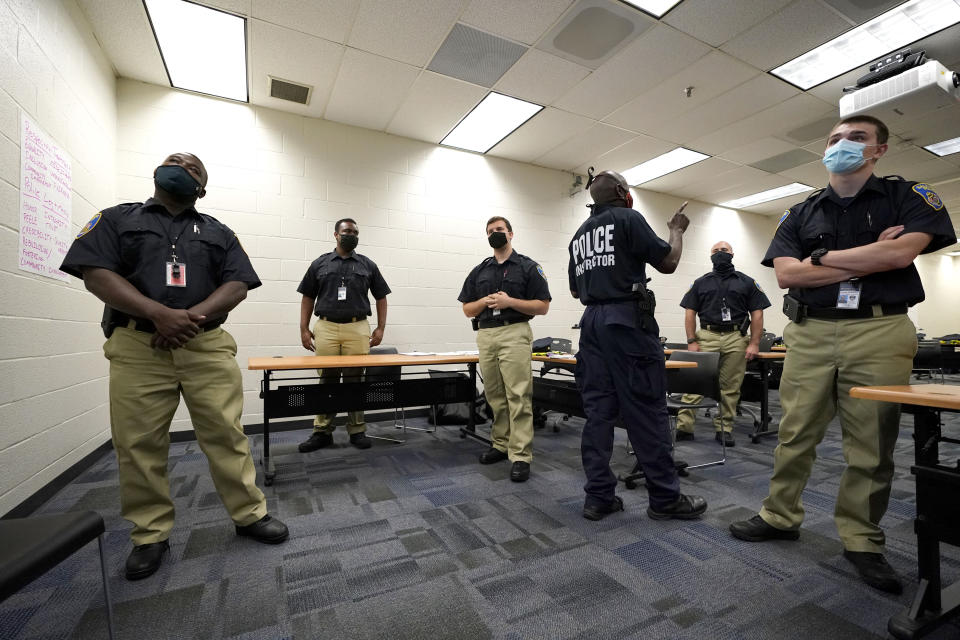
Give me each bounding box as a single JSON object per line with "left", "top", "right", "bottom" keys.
{"left": 457, "top": 250, "right": 552, "bottom": 324}
{"left": 763, "top": 176, "right": 955, "bottom": 308}
{"left": 61, "top": 199, "right": 261, "bottom": 326}
{"left": 298, "top": 251, "right": 391, "bottom": 320}
{"left": 567, "top": 204, "right": 671, "bottom": 305}
{"left": 680, "top": 270, "right": 771, "bottom": 325}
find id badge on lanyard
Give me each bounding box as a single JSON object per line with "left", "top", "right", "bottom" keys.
{"left": 166, "top": 261, "right": 186, "bottom": 287}
{"left": 337, "top": 281, "right": 347, "bottom": 301}
{"left": 720, "top": 298, "right": 732, "bottom": 322}
{"left": 837, "top": 280, "right": 861, "bottom": 309}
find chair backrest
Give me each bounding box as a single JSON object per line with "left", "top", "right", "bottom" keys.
{"left": 914, "top": 342, "right": 943, "bottom": 370}
{"left": 758, "top": 331, "right": 777, "bottom": 352}
{"left": 666, "top": 350, "right": 721, "bottom": 401}
{"left": 366, "top": 346, "right": 400, "bottom": 382}
{"left": 663, "top": 342, "right": 688, "bottom": 350}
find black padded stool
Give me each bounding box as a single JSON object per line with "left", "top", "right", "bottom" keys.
{"left": 0, "top": 511, "right": 115, "bottom": 638}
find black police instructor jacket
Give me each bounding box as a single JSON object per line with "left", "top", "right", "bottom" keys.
{"left": 763, "top": 176, "right": 955, "bottom": 309}
{"left": 61, "top": 199, "right": 261, "bottom": 336}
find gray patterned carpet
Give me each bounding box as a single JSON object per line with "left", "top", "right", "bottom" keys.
{"left": 2, "top": 376, "right": 959, "bottom": 640}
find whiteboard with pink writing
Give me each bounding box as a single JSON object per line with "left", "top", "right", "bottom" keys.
{"left": 19, "top": 112, "right": 71, "bottom": 282}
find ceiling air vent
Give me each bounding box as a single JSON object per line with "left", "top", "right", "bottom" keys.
{"left": 268, "top": 76, "right": 312, "bottom": 105}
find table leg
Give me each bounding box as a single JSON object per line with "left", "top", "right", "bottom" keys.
{"left": 261, "top": 371, "right": 275, "bottom": 486}
{"left": 751, "top": 360, "right": 779, "bottom": 443}
{"left": 460, "top": 361, "right": 491, "bottom": 445}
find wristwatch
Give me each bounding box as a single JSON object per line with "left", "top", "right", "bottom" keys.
{"left": 810, "top": 248, "right": 828, "bottom": 266}
{"left": 686, "top": 337, "right": 698, "bottom": 344}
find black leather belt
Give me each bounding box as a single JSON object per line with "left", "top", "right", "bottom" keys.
{"left": 477, "top": 318, "right": 528, "bottom": 330}
{"left": 319, "top": 316, "right": 363, "bottom": 324}
{"left": 128, "top": 318, "right": 224, "bottom": 333}
{"left": 703, "top": 323, "right": 738, "bottom": 333}
{"left": 806, "top": 303, "right": 907, "bottom": 320}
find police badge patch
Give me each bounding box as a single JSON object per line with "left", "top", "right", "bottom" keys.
{"left": 777, "top": 209, "right": 790, "bottom": 228}
{"left": 912, "top": 183, "right": 944, "bottom": 211}
{"left": 77, "top": 212, "right": 102, "bottom": 238}
{"left": 536, "top": 264, "right": 547, "bottom": 279}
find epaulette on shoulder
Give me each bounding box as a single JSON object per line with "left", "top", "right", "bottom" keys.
{"left": 802, "top": 188, "right": 825, "bottom": 203}
{"left": 881, "top": 175, "right": 906, "bottom": 182}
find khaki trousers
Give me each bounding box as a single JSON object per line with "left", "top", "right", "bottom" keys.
{"left": 675, "top": 329, "right": 750, "bottom": 433}
{"left": 477, "top": 322, "right": 534, "bottom": 463}
{"left": 105, "top": 326, "right": 266, "bottom": 545}
{"left": 759, "top": 313, "right": 917, "bottom": 552}
{"left": 312, "top": 318, "right": 370, "bottom": 434}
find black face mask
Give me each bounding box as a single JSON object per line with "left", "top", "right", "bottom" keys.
{"left": 154, "top": 165, "right": 202, "bottom": 199}
{"left": 488, "top": 231, "right": 508, "bottom": 249}
{"left": 711, "top": 251, "right": 734, "bottom": 273}
{"left": 339, "top": 234, "right": 358, "bottom": 252}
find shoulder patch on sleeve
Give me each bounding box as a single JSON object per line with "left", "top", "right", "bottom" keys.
{"left": 536, "top": 264, "right": 546, "bottom": 279}
{"left": 76, "top": 212, "right": 102, "bottom": 238}
{"left": 754, "top": 280, "right": 764, "bottom": 293}
{"left": 912, "top": 183, "right": 944, "bottom": 211}
{"left": 776, "top": 209, "right": 790, "bottom": 229}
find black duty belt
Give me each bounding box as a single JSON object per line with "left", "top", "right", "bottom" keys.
{"left": 703, "top": 323, "right": 739, "bottom": 333}
{"left": 128, "top": 318, "right": 224, "bottom": 333}
{"left": 319, "top": 316, "right": 363, "bottom": 324}
{"left": 806, "top": 303, "right": 907, "bottom": 320}
{"left": 477, "top": 318, "right": 529, "bottom": 330}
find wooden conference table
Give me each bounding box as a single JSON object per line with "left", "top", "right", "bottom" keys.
{"left": 848, "top": 384, "right": 960, "bottom": 640}
{"left": 249, "top": 353, "right": 697, "bottom": 485}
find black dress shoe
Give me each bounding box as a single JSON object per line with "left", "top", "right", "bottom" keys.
{"left": 715, "top": 431, "right": 735, "bottom": 447}
{"left": 299, "top": 431, "right": 333, "bottom": 452}
{"left": 510, "top": 461, "right": 530, "bottom": 482}
{"left": 843, "top": 550, "right": 903, "bottom": 594}
{"left": 647, "top": 494, "right": 708, "bottom": 520}
{"left": 675, "top": 431, "right": 695, "bottom": 441}
{"left": 125, "top": 540, "right": 169, "bottom": 581}
{"left": 729, "top": 514, "right": 800, "bottom": 541}
{"left": 236, "top": 514, "right": 289, "bottom": 544}
{"left": 349, "top": 432, "right": 372, "bottom": 449}
{"left": 479, "top": 447, "right": 508, "bottom": 464}
{"left": 583, "top": 496, "right": 624, "bottom": 521}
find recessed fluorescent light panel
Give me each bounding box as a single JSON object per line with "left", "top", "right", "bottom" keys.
{"left": 441, "top": 92, "right": 543, "bottom": 154}
{"left": 924, "top": 135, "right": 960, "bottom": 156}
{"left": 622, "top": 148, "right": 709, "bottom": 185}
{"left": 721, "top": 183, "right": 814, "bottom": 209}
{"left": 947, "top": 251, "right": 960, "bottom": 256}
{"left": 619, "top": 0, "right": 684, "bottom": 18}
{"left": 144, "top": 0, "right": 248, "bottom": 102}
{"left": 772, "top": 0, "right": 960, "bottom": 90}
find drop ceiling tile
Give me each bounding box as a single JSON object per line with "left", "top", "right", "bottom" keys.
{"left": 553, "top": 24, "right": 712, "bottom": 120}
{"left": 488, "top": 107, "right": 594, "bottom": 164}
{"left": 652, "top": 73, "right": 799, "bottom": 147}
{"left": 779, "top": 159, "right": 827, "bottom": 186}
{"left": 820, "top": 0, "right": 901, "bottom": 23}
{"left": 460, "top": 0, "right": 574, "bottom": 45}
{"left": 637, "top": 157, "right": 740, "bottom": 194}
{"left": 894, "top": 108, "right": 960, "bottom": 148}
{"left": 348, "top": 0, "right": 468, "bottom": 67}
{"left": 662, "top": 0, "right": 793, "bottom": 47}
{"left": 494, "top": 48, "right": 590, "bottom": 105}
{"left": 720, "top": 0, "right": 851, "bottom": 71}
{"left": 248, "top": 19, "right": 344, "bottom": 117}
{"left": 603, "top": 50, "right": 759, "bottom": 134}
{"left": 572, "top": 134, "right": 675, "bottom": 176}
{"left": 719, "top": 137, "right": 798, "bottom": 165}
{"left": 251, "top": 0, "right": 359, "bottom": 44}
{"left": 533, "top": 122, "right": 635, "bottom": 171}
{"left": 75, "top": 0, "right": 167, "bottom": 85}
{"left": 324, "top": 49, "right": 419, "bottom": 130}
{"left": 673, "top": 165, "right": 774, "bottom": 200}
{"left": 689, "top": 94, "right": 836, "bottom": 156}
{"left": 386, "top": 71, "right": 487, "bottom": 143}
{"left": 750, "top": 148, "right": 821, "bottom": 173}
{"left": 427, "top": 23, "right": 527, "bottom": 87}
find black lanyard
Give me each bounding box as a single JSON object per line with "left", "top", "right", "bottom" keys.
{"left": 335, "top": 257, "right": 355, "bottom": 284}
{"left": 162, "top": 215, "right": 194, "bottom": 262}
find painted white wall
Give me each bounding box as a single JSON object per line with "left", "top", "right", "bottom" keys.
{"left": 0, "top": 0, "right": 117, "bottom": 516}
{"left": 914, "top": 254, "right": 960, "bottom": 338}
{"left": 114, "top": 79, "right": 785, "bottom": 429}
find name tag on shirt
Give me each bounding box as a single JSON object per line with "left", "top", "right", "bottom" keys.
{"left": 166, "top": 262, "right": 186, "bottom": 287}
{"left": 837, "top": 280, "right": 861, "bottom": 309}
{"left": 337, "top": 286, "right": 347, "bottom": 301}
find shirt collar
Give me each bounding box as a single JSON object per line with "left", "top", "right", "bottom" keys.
{"left": 814, "top": 174, "right": 885, "bottom": 207}
{"left": 142, "top": 197, "right": 200, "bottom": 218}
{"left": 330, "top": 250, "right": 357, "bottom": 261}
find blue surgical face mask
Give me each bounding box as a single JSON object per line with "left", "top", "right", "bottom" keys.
{"left": 822, "top": 138, "right": 874, "bottom": 175}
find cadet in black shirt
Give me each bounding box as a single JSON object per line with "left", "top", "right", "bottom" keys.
{"left": 568, "top": 170, "right": 706, "bottom": 522}
{"left": 731, "top": 115, "right": 957, "bottom": 595}
{"left": 676, "top": 241, "right": 771, "bottom": 446}
{"left": 297, "top": 218, "right": 391, "bottom": 452}
{"left": 61, "top": 152, "right": 288, "bottom": 581}
{"left": 459, "top": 216, "right": 551, "bottom": 483}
